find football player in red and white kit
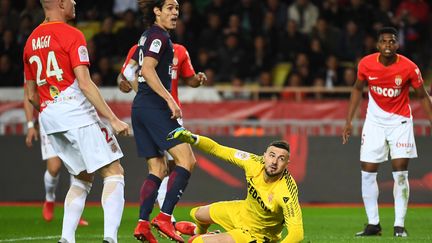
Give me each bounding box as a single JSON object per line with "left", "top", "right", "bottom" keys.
{"left": 118, "top": 43, "right": 205, "bottom": 239}
{"left": 343, "top": 27, "right": 432, "bottom": 238}
{"left": 23, "top": 1, "right": 129, "bottom": 243}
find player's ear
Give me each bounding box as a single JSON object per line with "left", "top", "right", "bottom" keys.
{"left": 153, "top": 6, "right": 161, "bottom": 17}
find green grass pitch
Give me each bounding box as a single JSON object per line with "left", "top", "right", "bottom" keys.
{"left": 0, "top": 205, "right": 431, "bottom": 242}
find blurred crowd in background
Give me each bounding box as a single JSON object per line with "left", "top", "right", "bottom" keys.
{"left": 0, "top": 0, "right": 431, "bottom": 100}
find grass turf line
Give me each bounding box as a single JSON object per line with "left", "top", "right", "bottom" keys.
{"left": 0, "top": 205, "right": 431, "bottom": 242}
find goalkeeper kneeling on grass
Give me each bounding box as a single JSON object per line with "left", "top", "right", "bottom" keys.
{"left": 168, "top": 127, "right": 304, "bottom": 243}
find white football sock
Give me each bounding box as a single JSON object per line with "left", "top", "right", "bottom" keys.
{"left": 361, "top": 171, "right": 379, "bottom": 225}
{"left": 44, "top": 170, "right": 59, "bottom": 202}
{"left": 393, "top": 171, "right": 409, "bottom": 227}
{"left": 156, "top": 176, "right": 176, "bottom": 222}
{"left": 102, "top": 175, "right": 125, "bottom": 243}
{"left": 61, "top": 178, "right": 92, "bottom": 243}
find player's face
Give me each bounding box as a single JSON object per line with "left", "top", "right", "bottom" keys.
{"left": 263, "top": 146, "right": 289, "bottom": 178}
{"left": 377, "top": 33, "right": 399, "bottom": 57}
{"left": 155, "top": 0, "right": 179, "bottom": 30}
{"left": 62, "top": 0, "right": 76, "bottom": 20}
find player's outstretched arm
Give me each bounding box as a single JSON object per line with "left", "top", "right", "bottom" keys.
{"left": 74, "top": 65, "right": 130, "bottom": 136}
{"left": 342, "top": 79, "right": 365, "bottom": 144}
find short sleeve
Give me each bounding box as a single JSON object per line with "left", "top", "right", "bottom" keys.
{"left": 357, "top": 59, "right": 367, "bottom": 82}
{"left": 23, "top": 50, "right": 34, "bottom": 82}
{"left": 68, "top": 29, "right": 90, "bottom": 68}
{"left": 143, "top": 32, "right": 169, "bottom": 61}
{"left": 409, "top": 65, "right": 423, "bottom": 89}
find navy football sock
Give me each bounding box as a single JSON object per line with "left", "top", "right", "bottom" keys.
{"left": 161, "top": 166, "right": 191, "bottom": 215}
{"left": 139, "top": 174, "right": 161, "bottom": 220}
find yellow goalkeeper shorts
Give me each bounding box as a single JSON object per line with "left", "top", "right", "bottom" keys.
{"left": 209, "top": 200, "right": 258, "bottom": 243}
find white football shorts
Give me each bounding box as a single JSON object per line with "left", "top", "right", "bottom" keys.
{"left": 360, "top": 119, "right": 417, "bottom": 163}
{"left": 47, "top": 121, "right": 123, "bottom": 175}
{"left": 38, "top": 116, "right": 57, "bottom": 160}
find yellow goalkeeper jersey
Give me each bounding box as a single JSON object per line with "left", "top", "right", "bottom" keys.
{"left": 195, "top": 136, "right": 304, "bottom": 243}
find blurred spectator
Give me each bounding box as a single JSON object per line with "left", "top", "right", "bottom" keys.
{"left": 310, "top": 76, "right": 325, "bottom": 100}
{"left": 194, "top": 49, "right": 217, "bottom": 75}
{"left": 216, "top": 33, "right": 246, "bottom": 82}
{"left": 321, "top": 0, "right": 345, "bottom": 29}
{"left": 308, "top": 37, "right": 326, "bottom": 71}
{"left": 362, "top": 34, "right": 377, "bottom": 56}
{"left": 92, "top": 16, "right": 117, "bottom": 60}
{"left": 393, "top": 0, "right": 430, "bottom": 69}
{"left": 0, "top": 29, "right": 20, "bottom": 63}
{"left": 310, "top": 17, "right": 341, "bottom": 56}
{"left": 287, "top": 0, "right": 319, "bottom": 34}
{"left": 0, "top": 54, "right": 19, "bottom": 86}
{"left": 231, "top": 0, "right": 263, "bottom": 38}
{"left": 339, "top": 20, "right": 364, "bottom": 61}
{"left": 0, "top": 0, "right": 19, "bottom": 32}
{"left": 20, "top": 0, "right": 43, "bottom": 25}
{"left": 204, "top": 0, "right": 231, "bottom": 25}
{"left": 257, "top": 71, "right": 279, "bottom": 100}
{"left": 223, "top": 76, "right": 251, "bottom": 100}
{"left": 321, "top": 55, "right": 344, "bottom": 88}
{"left": 115, "top": 10, "right": 141, "bottom": 56}
{"left": 265, "top": 0, "right": 288, "bottom": 30}
{"left": 282, "top": 72, "right": 305, "bottom": 101}
{"left": 260, "top": 11, "right": 279, "bottom": 55}
{"left": 16, "top": 14, "right": 33, "bottom": 47}
{"left": 203, "top": 68, "right": 216, "bottom": 87}
{"left": 172, "top": 19, "right": 195, "bottom": 56}
{"left": 372, "top": 0, "right": 395, "bottom": 30}
{"left": 343, "top": 0, "right": 374, "bottom": 31}
{"left": 245, "top": 35, "right": 273, "bottom": 81}
{"left": 277, "top": 19, "right": 308, "bottom": 62}
{"left": 293, "top": 52, "right": 313, "bottom": 86}
{"left": 338, "top": 66, "right": 357, "bottom": 98}
{"left": 113, "top": 0, "right": 137, "bottom": 17}
{"left": 94, "top": 57, "right": 118, "bottom": 86}
{"left": 198, "top": 12, "right": 223, "bottom": 58}
{"left": 179, "top": 0, "right": 202, "bottom": 40}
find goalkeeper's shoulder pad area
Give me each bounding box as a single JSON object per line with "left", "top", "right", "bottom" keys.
{"left": 167, "top": 127, "right": 198, "bottom": 144}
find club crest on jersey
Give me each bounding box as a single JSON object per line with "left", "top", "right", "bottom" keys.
{"left": 173, "top": 56, "right": 178, "bottom": 65}
{"left": 49, "top": 85, "right": 60, "bottom": 99}
{"left": 394, "top": 75, "right": 402, "bottom": 86}
{"left": 149, "top": 39, "right": 162, "bottom": 53}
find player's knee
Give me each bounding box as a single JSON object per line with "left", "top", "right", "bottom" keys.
{"left": 101, "top": 160, "right": 124, "bottom": 177}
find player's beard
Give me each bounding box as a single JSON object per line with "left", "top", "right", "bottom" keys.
{"left": 264, "top": 167, "right": 282, "bottom": 178}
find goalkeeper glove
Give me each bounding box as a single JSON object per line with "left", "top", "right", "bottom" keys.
{"left": 167, "top": 127, "right": 198, "bottom": 144}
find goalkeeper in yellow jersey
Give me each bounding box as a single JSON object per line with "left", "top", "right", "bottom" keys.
{"left": 167, "top": 127, "right": 304, "bottom": 243}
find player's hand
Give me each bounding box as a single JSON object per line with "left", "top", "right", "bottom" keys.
{"left": 342, "top": 122, "right": 352, "bottom": 144}
{"left": 196, "top": 72, "right": 207, "bottom": 86}
{"left": 110, "top": 118, "right": 130, "bottom": 136}
{"left": 118, "top": 80, "right": 132, "bottom": 93}
{"left": 167, "top": 127, "right": 197, "bottom": 144}
{"left": 167, "top": 99, "right": 182, "bottom": 119}
{"left": 25, "top": 127, "right": 38, "bottom": 148}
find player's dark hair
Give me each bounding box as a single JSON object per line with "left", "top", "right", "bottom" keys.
{"left": 378, "top": 27, "right": 398, "bottom": 39}
{"left": 138, "top": 0, "right": 165, "bottom": 29}
{"left": 268, "top": 140, "right": 290, "bottom": 153}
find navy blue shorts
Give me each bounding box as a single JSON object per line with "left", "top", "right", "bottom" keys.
{"left": 131, "top": 107, "right": 182, "bottom": 158}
